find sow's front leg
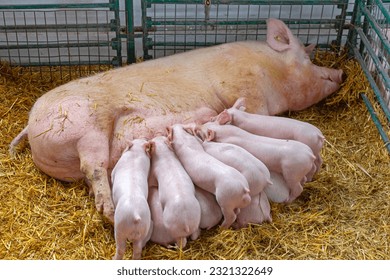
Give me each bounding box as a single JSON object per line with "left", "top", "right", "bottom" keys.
{"left": 78, "top": 131, "right": 114, "bottom": 224}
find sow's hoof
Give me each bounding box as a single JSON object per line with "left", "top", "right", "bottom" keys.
{"left": 103, "top": 206, "right": 115, "bottom": 225}
{"left": 95, "top": 193, "right": 115, "bottom": 225}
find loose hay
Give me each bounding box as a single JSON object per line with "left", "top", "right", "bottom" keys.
{"left": 1, "top": 51, "right": 389, "bottom": 260}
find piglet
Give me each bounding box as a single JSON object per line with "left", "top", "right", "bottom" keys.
{"left": 167, "top": 124, "right": 251, "bottom": 229}
{"left": 198, "top": 139, "right": 272, "bottom": 227}
{"left": 233, "top": 191, "right": 272, "bottom": 229}
{"left": 215, "top": 97, "right": 324, "bottom": 180}
{"left": 147, "top": 186, "right": 177, "bottom": 247}
{"left": 265, "top": 172, "right": 290, "bottom": 203}
{"left": 196, "top": 122, "right": 315, "bottom": 202}
{"left": 194, "top": 187, "right": 223, "bottom": 231}
{"left": 149, "top": 135, "right": 201, "bottom": 249}
{"left": 201, "top": 140, "right": 272, "bottom": 196}
{"left": 111, "top": 139, "right": 152, "bottom": 260}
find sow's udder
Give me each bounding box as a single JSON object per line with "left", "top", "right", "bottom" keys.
{"left": 110, "top": 106, "right": 219, "bottom": 165}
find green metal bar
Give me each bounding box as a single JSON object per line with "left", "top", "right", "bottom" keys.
{"left": 360, "top": 0, "right": 373, "bottom": 55}
{"left": 355, "top": 27, "right": 390, "bottom": 88}
{"left": 125, "top": 0, "right": 136, "bottom": 63}
{"left": 351, "top": 44, "right": 390, "bottom": 124}
{"left": 346, "top": 0, "right": 361, "bottom": 57}
{"left": 358, "top": 0, "right": 390, "bottom": 54}
{"left": 12, "top": 60, "right": 114, "bottom": 67}
{"left": 0, "top": 3, "right": 115, "bottom": 9}
{"left": 334, "top": 1, "right": 349, "bottom": 47}
{"left": 149, "top": 19, "right": 341, "bottom": 27}
{"left": 110, "top": 0, "right": 122, "bottom": 66}
{"left": 361, "top": 93, "right": 390, "bottom": 154}
{"left": 373, "top": 0, "right": 390, "bottom": 22}
{"left": 0, "top": 41, "right": 112, "bottom": 50}
{"left": 141, "top": 0, "right": 152, "bottom": 59}
{"left": 148, "top": 41, "right": 335, "bottom": 49}
{"left": 145, "top": 0, "right": 345, "bottom": 5}
{"left": 0, "top": 23, "right": 113, "bottom": 31}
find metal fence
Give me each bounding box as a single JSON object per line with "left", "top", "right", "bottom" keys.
{"left": 1, "top": 0, "right": 353, "bottom": 69}
{"left": 140, "top": 0, "right": 350, "bottom": 59}
{"left": 0, "top": 0, "right": 389, "bottom": 150}
{"left": 348, "top": 0, "right": 390, "bottom": 152}
{"left": 0, "top": 0, "right": 123, "bottom": 78}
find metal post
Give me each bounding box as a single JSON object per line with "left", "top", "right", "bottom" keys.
{"left": 125, "top": 0, "right": 136, "bottom": 63}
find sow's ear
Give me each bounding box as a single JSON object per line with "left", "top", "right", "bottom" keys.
{"left": 266, "top": 18, "right": 299, "bottom": 52}
{"left": 304, "top": 44, "right": 316, "bottom": 55}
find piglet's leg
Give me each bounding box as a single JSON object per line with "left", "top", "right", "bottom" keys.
{"left": 78, "top": 132, "right": 114, "bottom": 224}
{"left": 113, "top": 237, "right": 126, "bottom": 260}
{"left": 286, "top": 181, "right": 303, "bottom": 203}
{"left": 176, "top": 237, "right": 187, "bottom": 249}
{"left": 313, "top": 155, "right": 323, "bottom": 176}
{"left": 258, "top": 192, "right": 272, "bottom": 222}
{"left": 220, "top": 207, "right": 236, "bottom": 229}
{"left": 132, "top": 240, "right": 143, "bottom": 260}
{"left": 305, "top": 164, "right": 317, "bottom": 182}
{"left": 190, "top": 229, "right": 201, "bottom": 241}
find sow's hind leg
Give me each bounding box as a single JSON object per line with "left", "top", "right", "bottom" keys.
{"left": 77, "top": 130, "right": 114, "bottom": 224}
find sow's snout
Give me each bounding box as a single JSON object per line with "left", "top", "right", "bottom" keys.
{"left": 317, "top": 66, "right": 345, "bottom": 98}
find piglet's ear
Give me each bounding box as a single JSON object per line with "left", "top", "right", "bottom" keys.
{"left": 266, "top": 18, "right": 298, "bottom": 52}
{"left": 215, "top": 110, "right": 232, "bottom": 125}
{"left": 233, "top": 97, "right": 246, "bottom": 110}
{"left": 206, "top": 129, "right": 215, "bottom": 142}
{"left": 182, "top": 123, "right": 196, "bottom": 135}
{"left": 148, "top": 141, "right": 155, "bottom": 156}
{"left": 166, "top": 126, "right": 173, "bottom": 142}
{"left": 194, "top": 127, "right": 204, "bottom": 140}
{"left": 164, "top": 137, "right": 174, "bottom": 151}
{"left": 123, "top": 141, "right": 133, "bottom": 153}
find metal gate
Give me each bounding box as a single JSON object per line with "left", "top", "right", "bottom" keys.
{"left": 140, "top": 0, "right": 349, "bottom": 59}
{"left": 0, "top": 0, "right": 125, "bottom": 78}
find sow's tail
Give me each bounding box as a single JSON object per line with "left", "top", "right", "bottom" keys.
{"left": 9, "top": 125, "right": 28, "bottom": 157}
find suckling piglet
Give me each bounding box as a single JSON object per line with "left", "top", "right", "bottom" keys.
{"left": 215, "top": 97, "right": 324, "bottom": 180}
{"left": 194, "top": 187, "right": 223, "bottom": 230}
{"left": 233, "top": 191, "right": 272, "bottom": 229}
{"left": 265, "top": 172, "right": 290, "bottom": 203}
{"left": 200, "top": 140, "right": 272, "bottom": 196}
{"left": 147, "top": 186, "right": 177, "bottom": 247}
{"left": 111, "top": 139, "right": 152, "bottom": 260}
{"left": 196, "top": 122, "right": 315, "bottom": 202}
{"left": 148, "top": 135, "right": 201, "bottom": 249}
{"left": 167, "top": 124, "right": 251, "bottom": 229}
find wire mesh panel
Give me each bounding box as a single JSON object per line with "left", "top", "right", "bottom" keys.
{"left": 140, "top": 0, "right": 350, "bottom": 59}
{"left": 347, "top": 0, "right": 390, "bottom": 151}
{"left": 0, "top": 0, "right": 123, "bottom": 79}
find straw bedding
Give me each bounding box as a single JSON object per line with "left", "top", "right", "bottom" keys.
{"left": 1, "top": 51, "right": 389, "bottom": 260}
